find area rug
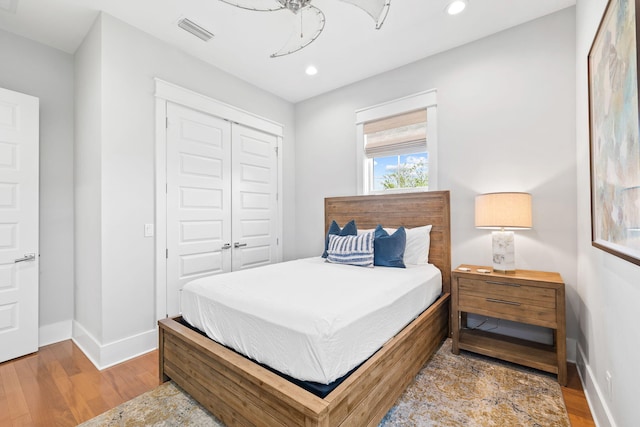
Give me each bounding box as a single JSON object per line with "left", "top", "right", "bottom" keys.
{"left": 79, "top": 339, "right": 569, "bottom": 427}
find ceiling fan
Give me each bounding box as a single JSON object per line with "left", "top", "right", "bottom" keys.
{"left": 218, "top": 0, "right": 391, "bottom": 57}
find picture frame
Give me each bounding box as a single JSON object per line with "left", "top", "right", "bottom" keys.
{"left": 588, "top": 0, "right": 640, "bottom": 266}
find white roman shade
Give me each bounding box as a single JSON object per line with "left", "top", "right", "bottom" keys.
{"left": 363, "top": 109, "right": 427, "bottom": 158}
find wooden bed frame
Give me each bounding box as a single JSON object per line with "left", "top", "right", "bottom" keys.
{"left": 158, "top": 191, "right": 451, "bottom": 426}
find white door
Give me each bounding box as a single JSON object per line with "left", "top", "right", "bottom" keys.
{"left": 166, "top": 103, "right": 231, "bottom": 317}
{"left": 231, "top": 124, "right": 279, "bottom": 271}
{"left": 0, "top": 87, "right": 39, "bottom": 363}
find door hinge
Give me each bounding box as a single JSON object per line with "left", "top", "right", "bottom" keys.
{"left": 166, "top": 117, "right": 169, "bottom": 129}
{"left": 275, "top": 146, "right": 279, "bottom": 156}
{"left": 166, "top": 248, "right": 168, "bottom": 259}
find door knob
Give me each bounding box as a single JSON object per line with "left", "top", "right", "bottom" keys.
{"left": 234, "top": 242, "right": 247, "bottom": 248}
{"left": 14, "top": 253, "right": 36, "bottom": 263}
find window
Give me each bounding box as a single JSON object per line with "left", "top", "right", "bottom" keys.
{"left": 364, "top": 109, "right": 428, "bottom": 191}
{"left": 371, "top": 153, "right": 428, "bottom": 191}
{"left": 356, "top": 90, "right": 437, "bottom": 194}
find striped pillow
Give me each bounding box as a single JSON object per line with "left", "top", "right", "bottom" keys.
{"left": 326, "top": 231, "right": 374, "bottom": 267}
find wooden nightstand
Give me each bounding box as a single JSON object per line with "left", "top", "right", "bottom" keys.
{"left": 451, "top": 264, "right": 567, "bottom": 385}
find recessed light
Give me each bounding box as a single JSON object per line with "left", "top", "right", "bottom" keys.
{"left": 305, "top": 65, "right": 318, "bottom": 76}
{"left": 446, "top": 0, "right": 467, "bottom": 15}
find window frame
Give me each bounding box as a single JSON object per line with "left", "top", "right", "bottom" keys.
{"left": 355, "top": 90, "right": 438, "bottom": 195}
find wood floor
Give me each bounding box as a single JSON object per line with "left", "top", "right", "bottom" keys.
{"left": 0, "top": 340, "right": 595, "bottom": 426}
{"left": 0, "top": 340, "right": 158, "bottom": 426}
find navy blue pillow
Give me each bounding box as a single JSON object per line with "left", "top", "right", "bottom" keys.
{"left": 322, "top": 220, "right": 357, "bottom": 258}
{"left": 374, "top": 225, "right": 406, "bottom": 268}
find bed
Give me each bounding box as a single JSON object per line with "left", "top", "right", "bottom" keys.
{"left": 158, "top": 190, "right": 451, "bottom": 426}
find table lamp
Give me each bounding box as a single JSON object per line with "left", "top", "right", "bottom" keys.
{"left": 475, "top": 192, "right": 532, "bottom": 272}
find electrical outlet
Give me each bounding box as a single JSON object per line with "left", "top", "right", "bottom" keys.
{"left": 144, "top": 224, "right": 155, "bottom": 237}
{"left": 605, "top": 371, "right": 613, "bottom": 400}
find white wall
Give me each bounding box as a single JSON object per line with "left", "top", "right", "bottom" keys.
{"left": 295, "top": 9, "right": 577, "bottom": 351}
{"left": 73, "top": 13, "right": 296, "bottom": 367}
{"left": 74, "top": 17, "right": 104, "bottom": 349}
{"left": 0, "top": 29, "right": 75, "bottom": 346}
{"left": 576, "top": 1, "right": 640, "bottom": 426}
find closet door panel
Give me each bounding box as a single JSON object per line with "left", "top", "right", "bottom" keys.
{"left": 166, "top": 103, "right": 231, "bottom": 316}
{"left": 231, "top": 124, "right": 279, "bottom": 271}
{"left": 0, "top": 87, "right": 39, "bottom": 363}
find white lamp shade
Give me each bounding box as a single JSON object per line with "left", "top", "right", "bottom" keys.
{"left": 475, "top": 192, "right": 532, "bottom": 229}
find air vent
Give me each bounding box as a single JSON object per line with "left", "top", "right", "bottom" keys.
{"left": 177, "top": 18, "right": 214, "bottom": 42}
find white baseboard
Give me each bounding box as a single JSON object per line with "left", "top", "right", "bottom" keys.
{"left": 39, "top": 320, "right": 73, "bottom": 347}
{"left": 566, "top": 337, "right": 577, "bottom": 363}
{"left": 99, "top": 328, "right": 158, "bottom": 369}
{"left": 72, "top": 320, "right": 103, "bottom": 368}
{"left": 577, "top": 343, "right": 617, "bottom": 427}
{"left": 72, "top": 320, "right": 157, "bottom": 370}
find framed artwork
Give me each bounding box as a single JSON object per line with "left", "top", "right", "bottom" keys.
{"left": 588, "top": 0, "right": 640, "bottom": 266}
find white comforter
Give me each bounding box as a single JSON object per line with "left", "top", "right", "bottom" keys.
{"left": 181, "top": 257, "right": 442, "bottom": 384}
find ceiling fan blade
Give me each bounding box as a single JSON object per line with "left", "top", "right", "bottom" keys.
{"left": 340, "top": 0, "right": 390, "bottom": 29}
{"left": 271, "top": 6, "right": 326, "bottom": 58}
{"left": 218, "top": 0, "right": 284, "bottom": 12}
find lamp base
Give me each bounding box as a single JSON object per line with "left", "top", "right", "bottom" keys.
{"left": 492, "top": 230, "right": 515, "bottom": 272}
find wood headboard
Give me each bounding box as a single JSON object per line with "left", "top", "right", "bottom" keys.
{"left": 324, "top": 191, "right": 451, "bottom": 293}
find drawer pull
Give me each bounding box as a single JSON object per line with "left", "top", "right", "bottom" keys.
{"left": 486, "top": 298, "right": 521, "bottom": 306}
{"left": 485, "top": 280, "right": 521, "bottom": 287}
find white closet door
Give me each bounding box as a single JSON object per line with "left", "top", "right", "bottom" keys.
{"left": 231, "top": 124, "right": 279, "bottom": 271}
{"left": 166, "top": 103, "right": 231, "bottom": 317}
{"left": 0, "top": 87, "right": 39, "bottom": 363}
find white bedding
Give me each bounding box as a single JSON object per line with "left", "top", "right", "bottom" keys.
{"left": 181, "top": 257, "right": 442, "bottom": 384}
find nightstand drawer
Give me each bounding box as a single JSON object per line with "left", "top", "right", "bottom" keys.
{"left": 458, "top": 293, "right": 558, "bottom": 327}
{"left": 458, "top": 278, "right": 556, "bottom": 307}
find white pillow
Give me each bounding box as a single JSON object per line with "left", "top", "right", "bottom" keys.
{"left": 357, "top": 228, "right": 375, "bottom": 235}
{"left": 359, "top": 227, "right": 397, "bottom": 235}
{"left": 403, "top": 225, "right": 432, "bottom": 265}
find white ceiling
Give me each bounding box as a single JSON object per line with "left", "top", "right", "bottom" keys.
{"left": 0, "top": 0, "right": 575, "bottom": 103}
